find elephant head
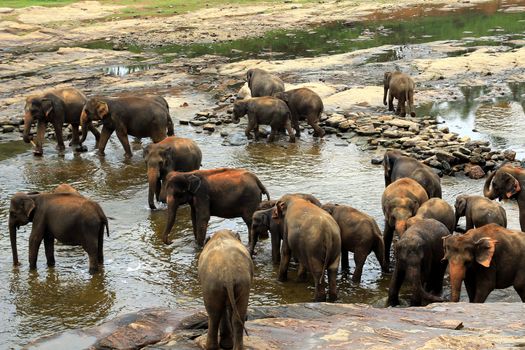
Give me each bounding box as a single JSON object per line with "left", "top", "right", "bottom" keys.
{"left": 80, "top": 98, "right": 109, "bottom": 143}
{"left": 454, "top": 195, "right": 469, "bottom": 228}
{"left": 483, "top": 169, "right": 521, "bottom": 201}
{"left": 249, "top": 208, "right": 272, "bottom": 256}
{"left": 232, "top": 100, "right": 248, "bottom": 124}
{"left": 246, "top": 68, "right": 257, "bottom": 91}
{"left": 23, "top": 96, "right": 54, "bottom": 154}
{"left": 386, "top": 197, "right": 421, "bottom": 236}
{"left": 383, "top": 71, "right": 393, "bottom": 105}
{"left": 383, "top": 150, "right": 402, "bottom": 186}
{"left": 143, "top": 143, "right": 173, "bottom": 209}
{"left": 162, "top": 172, "right": 202, "bottom": 245}
{"left": 321, "top": 203, "right": 338, "bottom": 215}
{"left": 443, "top": 233, "right": 497, "bottom": 302}
{"left": 8, "top": 193, "right": 38, "bottom": 266}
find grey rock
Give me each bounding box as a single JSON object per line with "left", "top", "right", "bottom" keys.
{"left": 435, "top": 150, "right": 457, "bottom": 164}
{"left": 503, "top": 150, "right": 516, "bottom": 161}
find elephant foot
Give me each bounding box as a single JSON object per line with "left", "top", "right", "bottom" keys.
{"left": 328, "top": 293, "right": 338, "bottom": 303}
{"left": 314, "top": 293, "right": 327, "bottom": 302}
{"left": 33, "top": 149, "right": 43, "bottom": 156}
{"left": 410, "top": 112, "right": 416, "bottom": 117}
{"left": 219, "top": 337, "right": 233, "bottom": 349}
{"left": 75, "top": 145, "right": 88, "bottom": 153}
{"left": 278, "top": 275, "right": 288, "bottom": 282}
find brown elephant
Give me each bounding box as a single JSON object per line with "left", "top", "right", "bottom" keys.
{"left": 162, "top": 168, "right": 270, "bottom": 246}
{"left": 143, "top": 136, "right": 202, "bottom": 210}
{"left": 198, "top": 229, "right": 253, "bottom": 350}
{"left": 454, "top": 194, "right": 507, "bottom": 231}
{"left": 387, "top": 219, "right": 448, "bottom": 306}
{"left": 273, "top": 88, "right": 325, "bottom": 138}
{"left": 246, "top": 68, "right": 285, "bottom": 97}
{"left": 483, "top": 165, "right": 525, "bottom": 231}
{"left": 273, "top": 195, "right": 341, "bottom": 302}
{"left": 382, "top": 178, "right": 429, "bottom": 267}
{"left": 232, "top": 97, "right": 295, "bottom": 142}
{"left": 443, "top": 224, "right": 525, "bottom": 303}
{"left": 8, "top": 191, "right": 109, "bottom": 274}
{"left": 383, "top": 71, "right": 416, "bottom": 117}
{"left": 322, "top": 203, "right": 387, "bottom": 283}
{"left": 52, "top": 183, "right": 81, "bottom": 195}
{"left": 409, "top": 198, "right": 455, "bottom": 233}
{"left": 383, "top": 150, "right": 442, "bottom": 198}
{"left": 80, "top": 94, "right": 174, "bottom": 157}
{"left": 23, "top": 88, "right": 100, "bottom": 156}
{"left": 250, "top": 194, "right": 322, "bottom": 263}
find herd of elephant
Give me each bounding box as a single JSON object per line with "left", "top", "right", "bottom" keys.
{"left": 11, "top": 67, "right": 525, "bottom": 349}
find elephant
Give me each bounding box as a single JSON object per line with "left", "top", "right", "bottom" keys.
{"left": 250, "top": 193, "right": 322, "bottom": 263}
{"left": 198, "top": 229, "right": 253, "bottom": 350}
{"left": 383, "top": 150, "right": 442, "bottom": 198}
{"left": 23, "top": 88, "right": 100, "bottom": 156}
{"left": 162, "top": 168, "right": 270, "bottom": 246}
{"left": 383, "top": 71, "right": 416, "bottom": 118}
{"left": 410, "top": 198, "right": 455, "bottom": 233}
{"left": 246, "top": 68, "right": 285, "bottom": 97}
{"left": 272, "top": 194, "right": 341, "bottom": 302}
{"left": 8, "top": 191, "right": 109, "bottom": 274}
{"left": 322, "top": 203, "right": 387, "bottom": 283}
{"left": 273, "top": 88, "right": 325, "bottom": 138}
{"left": 387, "top": 218, "right": 448, "bottom": 306}
{"left": 454, "top": 194, "right": 507, "bottom": 231}
{"left": 443, "top": 224, "right": 525, "bottom": 303}
{"left": 483, "top": 165, "right": 525, "bottom": 231}
{"left": 80, "top": 94, "right": 174, "bottom": 157}
{"left": 232, "top": 97, "right": 295, "bottom": 143}
{"left": 143, "top": 136, "right": 202, "bottom": 210}
{"left": 382, "top": 177, "right": 429, "bottom": 267}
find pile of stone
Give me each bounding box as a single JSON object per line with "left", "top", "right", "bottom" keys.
{"left": 0, "top": 116, "right": 22, "bottom": 134}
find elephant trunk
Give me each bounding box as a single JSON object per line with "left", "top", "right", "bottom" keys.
{"left": 23, "top": 111, "right": 33, "bottom": 143}
{"left": 249, "top": 226, "right": 259, "bottom": 256}
{"left": 483, "top": 170, "right": 497, "bottom": 199}
{"left": 454, "top": 212, "right": 461, "bottom": 230}
{"left": 147, "top": 167, "right": 159, "bottom": 210}
{"left": 448, "top": 260, "right": 466, "bottom": 302}
{"left": 395, "top": 220, "right": 407, "bottom": 237}
{"left": 162, "top": 195, "right": 177, "bottom": 245}
{"left": 406, "top": 265, "right": 423, "bottom": 306}
{"left": 9, "top": 219, "right": 19, "bottom": 266}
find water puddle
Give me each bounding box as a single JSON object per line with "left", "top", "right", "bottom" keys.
{"left": 103, "top": 63, "right": 156, "bottom": 76}
{"left": 417, "top": 82, "right": 525, "bottom": 158}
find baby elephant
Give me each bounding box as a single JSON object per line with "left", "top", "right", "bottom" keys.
{"left": 322, "top": 203, "right": 387, "bottom": 283}
{"left": 232, "top": 97, "right": 295, "bottom": 142}
{"left": 454, "top": 194, "right": 507, "bottom": 231}
{"left": 273, "top": 88, "right": 325, "bottom": 138}
{"left": 412, "top": 198, "right": 455, "bottom": 233}
{"left": 388, "top": 219, "right": 449, "bottom": 307}
{"left": 199, "top": 229, "right": 253, "bottom": 350}
{"left": 383, "top": 71, "right": 416, "bottom": 117}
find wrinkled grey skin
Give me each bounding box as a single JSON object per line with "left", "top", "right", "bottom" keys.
{"left": 388, "top": 219, "right": 448, "bottom": 307}
{"left": 23, "top": 88, "right": 100, "bottom": 156}
{"left": 322, "top": 203, "right": 387, "bottom": 283}
{"left": 410, "top": 198, "right": 455, "bottom": 233}
{"left": 8, "top": 192, "right": 109, "bottom": 274}
{"left": 384, "top": 150, "right": 442, "bottom": 199}
{"left": 80, "top": 95, "right": 174, "bottom": 157}
{"left": 273, "top": 88, "right": 325, "bottom": 138}
{"left": 246, "top": 68, "right": 285, "bottom": 97}
{"left": 383, "top": 71, "right": 416, "bottom": 117}
{"left": 250, "top": 193, "right": 322, "bottom": 263}
{"left": 382, "top": 178, "right": 429, "bottom": 268}
{"left": 143, "top": 136, "right": 202, "bottom": 210}
{"left": 232, "top": 97, "right": 295, "bottom": 143}
{"left": 273, "top": 195, "right": 341, "bottom": 302}
{"left": 454, "top": 194, "right": 507, "bottom": 231}
{"left": 198, "top": 229, "right": 253, "bottom": 350}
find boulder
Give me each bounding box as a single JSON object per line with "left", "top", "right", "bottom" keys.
{"left": 464, "top": 163, "right": 486, "bottom": 179}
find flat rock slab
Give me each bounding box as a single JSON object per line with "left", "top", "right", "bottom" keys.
{"left": 26, "top": 302, "right": 525, "bottom": 349}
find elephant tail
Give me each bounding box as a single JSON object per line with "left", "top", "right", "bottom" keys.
{"left": 320, "top": 229, "right": 333, "bottom": 285}
{"left": 226, "top": 284, "right": 249, "bottom": 336}
{"left": 255, "top": 176, "right": 270, "bottom": 201}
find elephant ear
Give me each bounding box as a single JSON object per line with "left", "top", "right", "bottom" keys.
{"left": 383, "top": 71, "right": 392, "bottom": 87}
{"left": 475, "top": 237, "right": 497, "bottom": 268}
{"left": 41, "top": 99, "right": 54, "bottom": 120}
{"left": 504, "top": 174, "right": 521, "bottom": 198}
{"left": 96, "top": 101, "right": 109, "bottom": 119}
{"left": 455, "top": 196, "right": 467, "bottom": 216}
{"left": 187, "top": 174, "right": 201, "bottom": 194}
{"left": 272, "top": 200, "right": 287, "bottom": 219}
{"left": 22, "top": 197, "right": 36, "bottom": 219}
{"left": 441, "top": 234, "right": 453, "bottom": 261}
{"left": 142, "top": 144, "right": 153, "bottom": 160}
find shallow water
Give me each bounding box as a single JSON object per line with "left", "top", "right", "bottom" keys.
{"left": 0, "top": 117, "right": 522, "bottom": 348}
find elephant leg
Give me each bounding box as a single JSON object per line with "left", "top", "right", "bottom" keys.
{"left": 219, "top": 308, "right": 233, "bottom": 349}
{"left": 98, "top": 225, "right": 104, "bottom": 265}
{"left": 297, "top": 263, "right": 307, "bottom": 282}
{"left": 327, "top": 266, "right": 338, "bottom": 302}
{"left": 206, "top": 304, "right": 222, "bottom": 350}
{"left": 268, "top": 126, "right": 277, "bottom": 143}
{"left": 312, "top": 266, "right": 327, "bottom": 302}
{"left": 190, "top": 206, "right": 198, "bottom": 241}
{"left": 70, "top": 124, "right": 80, "bottom": 146}
{"left": 387, "top": 266, "right": 405, "bottom": 306}
{"left": 253, "top": 125, "right": 260, "bottom": 141}
{"left": 115, "top": 129, "right": 132, "bottom": 157}
{"left": 309, "top": 115, "right": 325, "bottom": 138}
{"left": 388, "top": 94, "right": 394, "bottom": 112}
{"left": 341, "top": 248, "right": 349, "bottom": 270}
{"left": 54, "top": 121, "right": 65, "bottom": 151}
{"left": 242, "top": 215, "right": 253, "bottom": 246}
{"left": 398, "top": 96, "right": 406, "bottom": 117}
{"left": 291, "top": 114, "right": 301, "bottom": 137}
{"left": 232, "top": 294, "right": 249, "bottom": 349}
{"left": 195, "top": 213, "right": 211, "bottom": 246}
{"left": 278, "top": 240, "right": 291, "bottom": 282}
{"left": 270, "top": 232, "right": 281, "bottom": 265}
{"left": 43, "top": 232, "right": 55, "bottom": 267}
{"left": 284, "top": 120, "right": 296, "bottom": 143}
{"left": 352, "top": 249, "right": 368, "bottom": 284}
{"left": 88, "top": 123, "right": 101, "bottom": 148}
{"left": 383, "top": 221, "right": 394, "bottom": 268}
{"left": 473, "top": 273, "right": 495, "bottom": 303}
{"left": 28, "top": 234, "right": 43, "bottom": 270}
{"left": 97, "top": 127, "right": 112, "bottom": 155}
{"left": 464, "top": 270, "right": 476, "bottom": 302}
{"left": 466, "top": 216, "right": 474, "bottom": 231}
{"left": 429, "top": 262, "right": 447, "bottom": 295}
{"left": 514, "top": 283, "right": 525, "bottom": 302}
{"left": 245, "top": 117, "right": 256, "bottom": 139}
{"left": 34, "top": 120, "right": 47, "bottom": 155}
